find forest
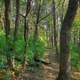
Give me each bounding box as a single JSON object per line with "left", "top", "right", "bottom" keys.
{"left": 0, "top": 0, "right": 80, "bottom": 80}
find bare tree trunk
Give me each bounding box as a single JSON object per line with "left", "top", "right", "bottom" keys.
{"left": 33, "top": 4, "right": 41, "bottom": 61}
{"left": 23, "top": 0, "right": 31, "bottom": 66}
{"left": 57, "top": 0, "right": 78, "bottom": 80}
{"left": 52, "top": 0, "right": 59, "bottom": 59}
{"left": 12, "top": 0, "right": 20, "bottom": 68}
{"left": 34, "top": 4, "right": 41, "bottom": 39}
{"left": 4, "top": 0, "right": 10, "bottom": 36}
{"left": 14, "top": 0, "right": 20, "bottom": 41}
{"left": 4, "top": 0, "right": 12, "bottom": 69}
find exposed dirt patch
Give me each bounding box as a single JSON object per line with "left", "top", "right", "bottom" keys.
{"left": 22, "top": 49, "right": 80, "bottom": 80}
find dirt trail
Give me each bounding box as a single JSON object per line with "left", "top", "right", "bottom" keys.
{"left": 23, "top": 49, "right": 80, "bottom": 80}
{"left": 23, "top": 49, "right": 59, "bottom": 80}
{"left": 42, "top": 50, "right": 59, "bottom": 80}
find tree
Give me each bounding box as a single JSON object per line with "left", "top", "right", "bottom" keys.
{"left": 4, "top": 0, "right": 12, "bottom": 68}
{"left": 14, "top": 0, "right": 20, "bottom": 41}
{"left": 57, "top": 0, "right": 78, "bottom": 80}
{"left": 4, "top": 0, "right": 10, "bottom": 36}
{"left": 23, "top": 0, "right": 31, "bottom": 66}
{"left": 52, "top": 0, "right": 59, "bottom": 59}
{"left": 33, "top": 3, "right": 41, "bottom": 61}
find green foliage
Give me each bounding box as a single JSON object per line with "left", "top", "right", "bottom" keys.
{"left": 73, "top": 21, "right": 80, "bottom": 27}
{"left": 14, "top": 36, "right": 46, "bottom": 63}
{"left": 15, "top": 37, "right": 25, "bottom": 58}
{"left": 0, "top": 0, "right": 4, "bottom": 7}
{"left": 0, "top": 30, "right": 6, "bottom": 50}
{"left": 39, "top": 30, "right": 48, "bottom": 47}
{"left": 0, "top": 29, "right": 46, "bottom": 65}
{"left": 0, "top": 30, "right": 7, "bottom": 61}
{"left": 71, "top": 20, "right": 80, "bottom": 70}
{"left": 70, "top": 43, "right": 80, "bottom": 70}
{"left": 72, "top": 20, "right": 80, "bottom": 28}
{"left": 27, "top": 36, "right": 46, "bottom": 63}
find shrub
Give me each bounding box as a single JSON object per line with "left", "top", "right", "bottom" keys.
{"left": 70, "top": 43, "right": 80, "bottom": 70}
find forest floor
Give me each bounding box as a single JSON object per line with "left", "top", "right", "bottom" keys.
{"left": 22, "top": 49, "right": 59, "bottom": 80}
{"left": 0, "top": 49, "right": 79, "bottom": 80}
{"left": 22, "top": 49, "right": 80, "bottom": 80}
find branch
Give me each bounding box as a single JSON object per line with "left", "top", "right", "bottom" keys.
{"left": 39, "top": 13, "right": 50, "bottom": 23}
{"left": 19, "top": 13, "right": 25, "bottom": 18}
{"left": 19, "top": 0, "right": 32, "bottom": 18}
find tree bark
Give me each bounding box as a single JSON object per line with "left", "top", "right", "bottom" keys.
{"left": 57, "top": 0, "right": 78, "bottom": 80}
{"left": 52, "top": 0, "right": 59, "bottom": 59}
{"left": 4, "top": 0, "right": 10, "bottom": 36}
{"left": 4, "top": 0, "right": 12, "bottom": 68}
{"left": 14, "top": 0, "right": 20, "bottom": 41}
{"left": 33, "top": 4, "right": 41, "bottom": 61}
{"left": 23, "top": 0, "right": 31, "bottom": 66}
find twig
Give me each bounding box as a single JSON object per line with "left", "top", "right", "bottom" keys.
{"left": 39, "top": 13, "right": 50, "bottom": 23}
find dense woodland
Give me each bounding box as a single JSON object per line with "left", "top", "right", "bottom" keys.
{"left": 0, "top": 0, "right": 80, "bottom": 80}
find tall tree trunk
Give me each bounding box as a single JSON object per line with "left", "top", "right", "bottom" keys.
{"left": 57, "top": 0, "right": 78, "bottom": 80}
{"left": 4, "top": 0, "right": 12, "bottom": 68}
{"left": 52, "top": 0, "right": 59, "bottom": 59}
{"left": 34, "top": 4, "right": 41, "bottom": 39}
{"left": 23, "top": 0, "right": 31, "bottom": 66}
{"left": 14, "top": 0, "right": 20, "bottom": 41}
{"left": 13, "top": 0, "right": 20, "bottom": 68}
{"left": 33, "top": 4, "right": 41, "bottom": 60}
{"left": 4, "top": 0, "right": 10, "bottom": 36}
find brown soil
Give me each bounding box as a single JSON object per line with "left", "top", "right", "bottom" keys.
{"left": 22, "top": 49, "right": 58, "bottom": 80}
{"left": 0, "top": 50, "right": 80, "bottom": 80}
{"left": 22, "top": 49, "right": 80, "bottom": 80}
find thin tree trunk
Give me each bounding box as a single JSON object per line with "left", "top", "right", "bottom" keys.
{"left": 13, "top": 0, "right": 20, "bottom": 68}
{"left": 14, "top": 0, "right": 20, "bottom": 41}
{"left": 33, "top": 4, "right": 41, "bottom": 61}
{"left": 57, "top": 0, "right": 78, "bottom": 80}
{"left": 23, "top": 0, "right": 31, "bottom": 66}
{"left": 4, "top": 0, "right": 12, "bottom": 69}
{"left": 4, "top": 0, "right": 10, "bottom": 36}
{"left": 52, "top": 0, "right": 59, "bottom": 60}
